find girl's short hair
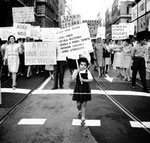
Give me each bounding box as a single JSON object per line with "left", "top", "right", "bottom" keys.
{"left": 8, "top": 35, "right": 16, "bottom": 41}
{"left": 78, "top": 57, "right": 89, "bottom": 67}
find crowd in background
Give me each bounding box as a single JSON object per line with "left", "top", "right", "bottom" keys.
{"left": 91, "top": 37, "right": 150, "bottom": 93}
{"left": 0, "top": 35, "right": 150, "bottom": 92}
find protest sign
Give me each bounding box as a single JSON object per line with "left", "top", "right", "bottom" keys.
{"left": 96, "top": 27, "right": 106, "bottom": 39}
{"left": 112, "top": 24, "right": 129, "bottom": 40}
{"left": 57, "top": 23, "right": 93, "bottom": 57}
{"left": 0, "top": 27, "right": 16, "bottom": 40}
{"left": 14, "top": 23, "right": 31, "bottom": 39}
{"left": 30, "top": 26, "right": 41, "bottom": 40}
{"left": 24, "top": 42, "right": 57, "bottom": 65}
{"left": 82, "top": 20, "right": 100, "bottom": 39}
{"left": 60, "top": 14, "right": 81, "bottom": 28}
{"left": 40, "top": 28, "right": 60, "bottom": 41}
{"left": 12, "top": 7, "right": 35, "bottom": 23}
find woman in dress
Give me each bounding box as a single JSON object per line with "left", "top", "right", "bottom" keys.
{"left": 3, "top": 35, "right": 23, "bottom": 89}
{"left": 122, "top": 39, "right": 132, "bottom": 81}
{"left": 94, "top": 38, "right": 104, "bottom": 77}
{"left": 112, "top": 40, "right": 123, "bottom": 77}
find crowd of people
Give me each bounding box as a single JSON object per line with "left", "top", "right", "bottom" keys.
{"left": 0, "top": 35, "right": 150, "bottom": 126}
{"left": 0, "top": 35, "right": 150, "bottom": 93}
{"left": 91, "top": 37, "right": 150, "bottom": 93}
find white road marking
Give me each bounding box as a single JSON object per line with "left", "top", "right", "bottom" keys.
{"left": 38, "top": 76, "right": 51, "bottom": 90}
{"left": 18, "top": 118, "right": 46, "bottom": 125}
{"left": 1, "top": 88, "right": 31, "bottom": 94}
{"left": 72, "top": 119, "right": 101, "bottom": 126}
{"left": 130, "top": 121, "right": 150, "bottom": 128}
{"left": 32, "top": 89, "right": 150, "bottom": 97}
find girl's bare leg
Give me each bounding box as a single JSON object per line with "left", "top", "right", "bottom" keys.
{"left": 77, "top": 101, "right": 82, "bottom": 119}
{"left": 81, "top": 102, "right": 87, "bottom": 126}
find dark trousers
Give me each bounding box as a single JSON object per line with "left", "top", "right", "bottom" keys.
{"left": 19, "top": 53, "right": 25, "bottom": 74}
{"left": 132, "top": 57, "right": 147, "bottom": 90}
{"left": 53, "top": 61, "right": 66, "bottom": 88}
{"left": 110, "top": 53, "right": 114, "bottom": 66}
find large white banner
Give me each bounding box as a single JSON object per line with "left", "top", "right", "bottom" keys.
{"left": 14, "top": 23, "right": 31, "bottom": 38}
{"left": 0, "top": 27, "right": 16, "bottom": 40}
{"left": 24, "top": 42, "right": 57, "bottom": 65}
{"left": 40, "top": 28, "right": 60, "bottom": 41}
{"left": 112, "top": 24, "right": 129, "bottom": 40}
{"left": 57, "top": 23, "right": 93, "bottom": 57}
{"left": 12, "top": 7, "right": 35, "bottom": 23}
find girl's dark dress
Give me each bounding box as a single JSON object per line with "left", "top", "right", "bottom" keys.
{"left": 72, "top": 70, "right": 91, "bottom": 102}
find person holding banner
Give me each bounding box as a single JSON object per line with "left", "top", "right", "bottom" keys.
{"left": 3, "top": 35, "right": 23, "bottom": 89}
{"left": 72, "top": 57, "right": 93, "bottom": 126}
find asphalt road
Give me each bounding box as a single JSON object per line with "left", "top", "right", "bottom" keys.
{"left": 0, "top": 67, "right": 150, "bottom": 143}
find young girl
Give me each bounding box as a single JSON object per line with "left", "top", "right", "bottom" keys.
{"left": 72, "top": 57, "right": 93, "bottom": 126}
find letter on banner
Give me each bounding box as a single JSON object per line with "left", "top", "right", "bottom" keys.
{"left": 57, "top": 23, "right": 93, "bottom": 58}
{"left": 12, "top": 7, "right": 35, "bottom": 23}
{"left": 14, "top": 23, "right": 31, "bottom": 39}
{"left": 24, "top": 42, "right": 57, "bottom": 65}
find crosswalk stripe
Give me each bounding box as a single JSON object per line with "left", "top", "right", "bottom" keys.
{"left": 18, "top": 118, "right": 46, "bottom": 125}
{"left": 130, "top": 121, "right": 150, "bottom": 128}
{"left": 1, "top": 88, "right": 31, "bottom": 94}
{"left": 72, "top": 119, "right": 101, "bottom": 126}
{"left": 32, "top": 89, "right": 150, "bottom": 97}
{"left": 38, "top": 77, "right": 51, "bottom": 90}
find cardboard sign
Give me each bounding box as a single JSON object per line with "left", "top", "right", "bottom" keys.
{"left": 96, "top": 27, "right": 106, "bottom": 39}
{"left": 57, "top": 23, "right": 93, "bottom": 57}
{"left": 14, "top": 23, "right": 31, "bottom": 38}
{"left": 30, "top": 26, "right": 41, "bottom": 40}
{"left": 60, "top": 14, "right": 81, "bottom": 28}
{"left": 12, "top": 7, "right": 35, "bottom": 23}
{"left": 24, "top": 42, "right": 57, "bottom": 65}
{"left": 112, "top": 24, "right": 129, "bottom": 40}
{"left": 0, "top": 27, "right": 16, "bottom": 40}
{"left": 40, "top": 28, "right": 60, "bottom": 41}
{"left": 82, "top": 20, "right": 100, "bottom": 38}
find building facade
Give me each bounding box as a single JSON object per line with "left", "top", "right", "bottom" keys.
{"left": 131, "top": 0, "right": 150, "bottom": 39}
{"left": 105, "top": 0, "right": 135, "bottom": 39}
{"left": 111, "top": 0, "right": 134, "bottom": 24}
{"left": 36, "top": 0, "right": 59, "bottom": 27}
{"left": 0, "top": 0, "right": 65, "bottom": 28}
{"left": 105, "top": 8, "right": 112, "bottom": 39}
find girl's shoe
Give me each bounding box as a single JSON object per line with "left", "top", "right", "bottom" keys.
{"left": 78, "top": 111, "right": 82, "bottom": 119}
{"left": 127, "top": 78, "right": 130, "bottom": 82}
{"left": 12, "top": 84, "right": 17, "bottom": 90}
